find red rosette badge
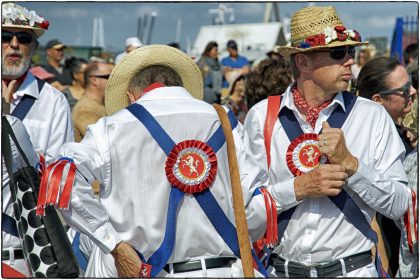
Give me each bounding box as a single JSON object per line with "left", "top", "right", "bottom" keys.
{"left": 286, "top": 133, "right": 327, "bottom": 176}
{"left": 165, "top": 140, "right": 217, "bottom": 193}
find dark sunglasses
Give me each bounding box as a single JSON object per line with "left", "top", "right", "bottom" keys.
{"left": 89, "top": 74, "right": 110, "bottom": 80}
{"left": 378, "top": 80, "right": 412, "bottom": 99}
{"left": 2, "top": 31, "right": 33, "bottom": 44}
{"left": 316, "top": 46, "right": 356, "bottom": 60}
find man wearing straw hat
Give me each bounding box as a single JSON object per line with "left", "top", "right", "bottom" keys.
{"left": 243, "top": 6, "right": 411, "bottom": 278}
{"left": 38, "top": 45, "right": 272, "bottom": 277}
{"left": 1, "top": 3, "right": 73, "bottom": 164}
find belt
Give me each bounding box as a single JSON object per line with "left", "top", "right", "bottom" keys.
{"left": 271, "top": 250, "right": 372, "bottom": 278}
{"left": 164, "top": 257, "right": 237, "bottom": 273}
{"left": 2, "top": 249, "right": 24, "bottom": 261}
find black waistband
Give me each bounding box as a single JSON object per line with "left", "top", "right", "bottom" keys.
{"left": 164, "top": 257, "right": 237, "bottom": 274}
{"left": 2, "top": 249, "right": 24, "bottom": 261}
{"left": 271, "top": 250, "right": 373, "bottom": 278}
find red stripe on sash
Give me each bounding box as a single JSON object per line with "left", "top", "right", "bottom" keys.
{"left": 264, "top": 96, "right": 281, "bottom": 169}
{"left": 58, "top": 163, "right": 76, "bottom": 209}
{"left": 46, "top": 161, "right": 67, "bottom": 205}
{"left": 37, "top": 160, "right": 60, "bottom": 215}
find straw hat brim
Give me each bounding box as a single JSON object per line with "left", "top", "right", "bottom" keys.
{"left": 2, "top": 24, "right": 45, "bottom": 38}
{"left": 105, "top": 45, "right": 204, "bottom": 115}
{"left": 277, "top": 40, "right": 369, "bottom": 56}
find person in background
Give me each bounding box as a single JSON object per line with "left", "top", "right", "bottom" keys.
{"left": 62, "top": 57, "right": 88, "bottom": 110}
{"left": 44, "top": 39, "right": 73, "bottom": 91}
{"left": 350, "top": 46, "right": 372, "bottom": 92}
{"left": 196, "top": 41, "right": 223, "bottom": 104}
{"left": 356, "top": 56, "right": 416, "bottom": 277}
{"left": 72, "top": 62, "right": 114, "bottom": 143}
{"left": 244, "top": 6, "right": 411, "bottom": 278}
{"left": 244, "top": 58, "right": 292, "bottom": 108}
{"left": 221, "top": 39, "right": 250, "bottom": 89}
{"left": 221, "top": 74, "right": 248, "bottom": 123}
{"left": 167, "top": 42, "right": 181, "bottom": 50}
{"left": 114, "top": 37, "right": 143, "bottom": 64}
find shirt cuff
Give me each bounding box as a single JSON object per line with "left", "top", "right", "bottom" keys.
{"left": 268, "top": 177, "right": 299, "bottom": 210}
{"left": 94, "top": 222, "right": 122, "bottom": 254}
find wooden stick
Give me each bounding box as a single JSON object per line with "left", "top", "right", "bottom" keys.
{"left": 213, "top": 104, "right": 255, "bottom": 278}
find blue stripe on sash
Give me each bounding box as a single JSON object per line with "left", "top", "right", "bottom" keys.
{"left": 72, "top": 232, "right": 88, "bottom": 271}
{"left": 11, "top": 77, "right": 45, "bottom": 121}
{"left": 2, "top": 213, "right": 19, "bottom": 237}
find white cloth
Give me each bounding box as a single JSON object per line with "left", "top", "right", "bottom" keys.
{"left": 2, "top": 115, "right": 39, "bottom": 276}
{"left": 10, "top": 72, "right": 74, "bottom": 164}
{"left": 56, "top": 86, "right": 267, "bottom": 277}
{"left": 243, "top": 84, "right": 410, "bottom": 276}
{"left": 114, "top": 51, "right": 127, "bottom": 64}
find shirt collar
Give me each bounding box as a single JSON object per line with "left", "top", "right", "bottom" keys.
{"left": 137, "top": 86, "right": 195, "bottom": 103}
{"left": 13, "top": 71, "right": 40, "bottom": 99}
{"left": 281, "top": 81, "right": 347, "bottom": 113}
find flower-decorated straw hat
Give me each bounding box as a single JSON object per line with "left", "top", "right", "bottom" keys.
{"left": 277, "top": 6, "right": 368, "bottom": 56}
{"left": 2, "top": 3, "right": 49, "bottom": 38}
{"left": 105, "top": 45, "right": 203, "bottom": 115}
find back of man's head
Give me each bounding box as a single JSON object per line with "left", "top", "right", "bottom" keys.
{"left": 403, "top": 43, "right": 418, "bottom": 65}
{"left": 128, "top": 65, "right": 183, "bottom": 94}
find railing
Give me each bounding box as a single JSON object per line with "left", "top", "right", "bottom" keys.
{"left": 390, "top": 16, "right": 418, "bottom": 64}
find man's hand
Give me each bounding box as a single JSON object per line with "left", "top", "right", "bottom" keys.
{"left": 111, "top": 241, "right": 142, "bottom": 278}
{"left": 2, "top": 80, "right": 17, "bottom": 103}
{"left": 294, "top": 164, "right": 348, "bottom": 201}
{"left": 318, "top": 121, "right": 358, "bottom": 176}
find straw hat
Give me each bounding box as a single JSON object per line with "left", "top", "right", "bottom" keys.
{"left": 277, "top": 6, "right": 368, "bottom": 56}
{"left": 105, "top": 45, "right": 203, "bottom": 115}
{"left": 2, "top": 3, "right": 49, "bottom": 38}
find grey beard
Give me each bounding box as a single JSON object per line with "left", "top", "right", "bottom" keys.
{"left": 2, "top": 48, "right": 34, "bottom": 80}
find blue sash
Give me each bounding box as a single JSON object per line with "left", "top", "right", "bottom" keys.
{"left": 277, "top": 92, "right": 387, "bottom": 277}
{"left": 127, "top": 103, "right": 267, "bottom": 277}
{"left": 2, "top": 212, "right": 19, "bottom": 237}
{"left": 11, "top": 78, "right": 44, "bottom": 121}
{"left": 71, "top": 232, "right": 88, "bottom": 271}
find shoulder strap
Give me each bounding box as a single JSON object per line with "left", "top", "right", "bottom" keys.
{"left": 11, "top": 77, "right": 45, "bottom": 121}
{"left": 264, "top": 95, "right": 281, "bottom": 169}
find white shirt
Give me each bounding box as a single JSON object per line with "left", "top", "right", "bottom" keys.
{"left": 56, "top": 87, "right": 267, "bottom": 268}
{"left": 11, "top": 72, "right": 74, "bottom": 164}
{"left": 2, "top": 116, "right": 39, "bottom": 250}
{"left": 243, "top": 84, "right": 410, "bottom": 265}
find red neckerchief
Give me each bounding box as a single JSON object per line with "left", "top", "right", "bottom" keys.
{"left": 2, "top": 71, "right": 28, "bottom": 87}
{"left": 143, "top": 82, "right": 166, "bottom": 93}
{"left": 292, "top": 86, "right": 332, "bottom": 129}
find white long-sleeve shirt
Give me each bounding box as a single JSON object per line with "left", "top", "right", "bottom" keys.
{"left": 11, "top": 72, "right": 74, "bottom": 164}
{"left": 243, "top": 84, "right": 410, "bottom": 265}
{"left": 54, "top": 86, "right": 267, "bottom": 266}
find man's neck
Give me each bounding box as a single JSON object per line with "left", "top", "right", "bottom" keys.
{"left": 48, "top": 59, "right": 60, "bottom": 68}
{"left": 84, "top": 89, "right": 104, "bottom": 105}
{"left": 296, "top": 79, "right": 336, "bottom": 108}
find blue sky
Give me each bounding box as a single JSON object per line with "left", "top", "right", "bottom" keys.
{"left": 20, "top": 1, "right": 418, "bottom": 52}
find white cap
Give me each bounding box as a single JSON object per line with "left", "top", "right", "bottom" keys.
{"left": 125, "top": 37, "right": 143, "bottom": 48}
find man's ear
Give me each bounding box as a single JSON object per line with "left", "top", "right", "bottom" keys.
{"left": 295, "top": 53, "right": 312, "bottom": 74}
{"left": 372, "top": 93, "right": 384, "bottom": 104}
{"left": 126, "top": 90, "right": 136, "bottom": 104}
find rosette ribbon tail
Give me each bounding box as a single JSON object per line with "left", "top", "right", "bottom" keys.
{"left": 36, "top": 157, "right": 76, "bottom": 216}
{"left": 404, "top": 189, "right": 418, "bottom": 254}
{"left": 260, "top": 187, "right": 278, "bottom": 246}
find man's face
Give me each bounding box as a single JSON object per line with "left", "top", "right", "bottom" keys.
{"left": 91, "top": 63, "right": 114, "bottom": 98}
{"left": 2, "top": 27, "right": 36, "bottom": 79}
{"left": 228, "top": 47, "right": 238, "bottom": 57}
{"left": 304, "top": 47, "right": 355, "bottom": 95}
{"left": 47, "top": 46, "right": 65, "bottom": 62}
{"left": 381, "top": 65, "right": 415, "bottom": 121}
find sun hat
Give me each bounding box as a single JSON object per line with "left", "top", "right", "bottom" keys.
{"left": 1, "top": 3, "right": 49, "bottom": 38}
{"left": 45, "top": 39, "right": 66, "bottom": 50}
{"left": 125, "top": 37, "right": 143, "bottom": 48}
{"left": 105, "top": 44, "right": 204, "bottom": 115}
{"left": 277, "top": 6, "right": 368, "bottom": 56}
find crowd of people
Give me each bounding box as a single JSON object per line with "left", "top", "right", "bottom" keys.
{"left": 2, "top": 2, "right": 418, "bottom": 279}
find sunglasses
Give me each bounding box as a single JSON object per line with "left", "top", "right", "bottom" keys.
{"left": 89, "top": 74, "right": 110, "bottom": 80}
{"left": 2, "top": 31, "right": 33, "bottom": 45}
{"left": 316, "top": 46, "right": 356, "bottom": 60}
{"left": 378, "top": 80, "right": 412, "bottom": 99}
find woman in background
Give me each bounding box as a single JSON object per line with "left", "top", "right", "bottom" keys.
{"left": 62, "top": 57, "right": 88, "bottom": 110}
